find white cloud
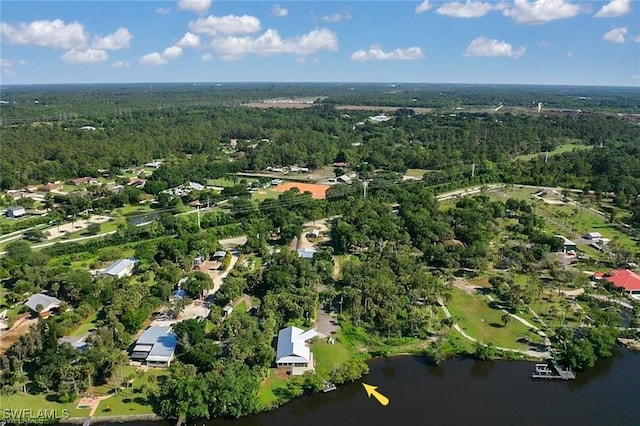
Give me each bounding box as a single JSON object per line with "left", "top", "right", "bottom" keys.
{"left": 62, "top": 48, "right": 108, "bottom": 64}
{"left": 201, "top": 53, "right": 213, "bottom": 61}
{"left": 162, "top": 46, "right": 184, "bottom": 59}
{"left": 156, "top": 7, "right": 171, "bottom": 15}
{"left": 0, "top": 19, "right": 86, "bottom": 49}
{"left": 178, "top": 0, "right": 212, "bottom": 14}
{"left": 502, "top": 0, "right": 585, "bottom": 24}
{"left": 436, "top": 1, "right": 496, "bottom": 18}
{"left": 271, "top": 4, "right": 288, "bottom": 17}
{"left": 538, "top": 40, "right": 549, "bottom": 48}
{"left": 111, "top": 60, "right": 130, "bottom": 68}
{"left": 322, "top": 11, "right": 352, "bottom": 22}
{"left": 415, "top": 1, "right": 433, "bottom": 14}
{"left": 603, "top": 27, "right": 627, "bottom": 43}
{"left": 463, "top": 36, "right": 525, "bottom": 58}
{"left": 567, "top": 51, "right": 573, "bottom": 58}
{"left": 633, "top": 74, "right": 640, "bottom": 79}
{"left": 139, "top": 52, "right": 168, "bottom": 65}
{"left": 210, "top": 28, "right": 338, "bottom": 60}
{"left": 634, "top": 35, "right": 640, "bottom": 43}
{"left": 296, "top": 56, "right": 320, "bottom": 63}
{"left": 595, "top": 0, "right": 631, "bottom": 18}
{"left": 92, "top": 28, "right": 132, "bottom": 50}
{"left": 0, "top": 58, "right": 26, "bottom": 68}
{"left": 351, "top": 45, "right": 425, "bottom": 61}
{"left": 177, "top": 32, "right": 200, "bottom": 48}
{"left": 189, "top": 14, "right": 261, "bottom": 35}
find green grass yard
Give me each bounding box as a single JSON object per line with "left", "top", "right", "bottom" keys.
{"left": 257, "top": 369, "right": 288, "bottom": 409}
{"left": 312, "top": 338, "right": 351, "bottom": 374}
{"left": 516, "top": 143, "right": 593, "bottom": 161}
{"left": 447, "top": 288, "right": 537, "bottom": 351}
{"left": 69, "top": 312, "right": 98, "bottom": 337}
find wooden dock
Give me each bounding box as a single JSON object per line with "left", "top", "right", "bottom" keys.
{"left": 531, "top": 360, "right": 575, "bottom": 380}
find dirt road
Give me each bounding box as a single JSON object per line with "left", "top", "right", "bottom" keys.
{"left": 0, "top": 315, "right": 37, "bottom": 354}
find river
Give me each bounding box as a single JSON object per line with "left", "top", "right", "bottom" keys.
{"left": 129, "top": 349, "right": 640, "bottom": 426}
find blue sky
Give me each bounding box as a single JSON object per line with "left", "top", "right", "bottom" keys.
{"left": 1, "top": 1, "right": 639, "bottom": 85}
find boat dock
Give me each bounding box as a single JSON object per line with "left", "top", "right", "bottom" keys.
{"left": 531, "top": 360, "right": 575, "bottom": 380}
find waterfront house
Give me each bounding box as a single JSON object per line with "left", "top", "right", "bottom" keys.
{"left": 129, "top": 326, "right": 177, "bottom": 367}
{"left": 275, "top": 326, "right": 318, "bottom": 375}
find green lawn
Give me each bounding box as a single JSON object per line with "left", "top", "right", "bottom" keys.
{"left": 94, "top": 368, "right": 166, "bottom": 417}
{"left": 251, "top": 188, "right": 280, "bottom": 201}
{"left": 0, "top": 392, "right": 90, "bottom": 420}
{"left": 516, "top": 142, "right": 593, "bottom": 161}
{"left": 207, "top": 177, "right": 237, "bottom": 187}
{"left": 113, "top": 204, "right": 154, "bottom": 216}
{"left": 447, "top": 288, "right": 536, "bottom": 350}
{"left": 405, "top": 169, "right": 428, "bottom": 178}
{"left": 69, "top": 312, "right": 98, "bottom": 337}
{"left": 312, "top": 338, "right": 351, "bottom": 374}
{"left": 257, "top": 369, "right": 288, "bottom": 409}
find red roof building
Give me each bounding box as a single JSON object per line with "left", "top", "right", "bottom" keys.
{"left": 601, "top": 269, "right": 640, "bottom": 295}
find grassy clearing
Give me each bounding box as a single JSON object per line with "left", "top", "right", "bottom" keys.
{"left": 405, "top": 169, "right": 428, "bottom": 178}
{"left": 257, "top": 369, "right": 288, "bottom": 409}
{"left": 516, "top": 143, "right": 593, "bottom": 161}
{"left": 0, "top": 392, "right": 89, "bottom": 419}
{"left": 207, "top": 177, "right": 237, "bottom": 188}
{"left": 312, "top": 338, "right": 351, "bottom": 374}
{"left": 251, "top": 189, "right": 280, "bottom": 202}
{"left": 94, "top": 368, "right": 166, "bottom": 417}
{"left": 69, "top": 312, "right": 98, "bottom": 337}
{"left": 113, "top": 204, "right": 154, "bottom": 216}
{"left": 447, "top": 288, "right": 536, "bottom": 350}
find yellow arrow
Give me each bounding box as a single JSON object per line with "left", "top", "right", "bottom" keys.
{"left": 362, "top": 383, "right": 389, "bottom": 406}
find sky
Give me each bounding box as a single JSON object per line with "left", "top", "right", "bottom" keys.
{"left": 0, "top": 0, "right": 639, "bottom": 86}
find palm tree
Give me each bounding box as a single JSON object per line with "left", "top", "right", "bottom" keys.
{"left": 501, "top": 313, "right": 512, "bottom": 328}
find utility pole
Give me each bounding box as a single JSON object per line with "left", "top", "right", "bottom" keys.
{"left": 471, "top": 163, "right": 475, "bottom": 179}
{"left": 197, "top": 206, "right": 201, "bottom": 229}
{"left": 363, "top": 180, "right": 369, "bottom": 199}
{"left": 207, "top": 196, "right": 210, "bottom": 209}
{"left": 544, "top": 151, "right": 549, "bottom": 163}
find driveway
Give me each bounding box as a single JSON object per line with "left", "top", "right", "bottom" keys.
{"left": 315, "top": 308, "right": 339, "bottom": 339}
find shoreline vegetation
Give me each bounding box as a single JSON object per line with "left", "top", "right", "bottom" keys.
{"left": 1, "top": 84, "right": 639, "bottom": 424}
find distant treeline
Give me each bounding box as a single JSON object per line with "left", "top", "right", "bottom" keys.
{"left": 1, "top": 83, "right": 638, "bottom": 124}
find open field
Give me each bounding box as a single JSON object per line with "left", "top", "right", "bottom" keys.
{"left": 516, "top": 142, "right": 593, "bottom": 161}
{"left": 251, "top": 188, "right": 280, "bottom": 201}
{"left": 447, "top": 288, "right": 537, "bottom": 351}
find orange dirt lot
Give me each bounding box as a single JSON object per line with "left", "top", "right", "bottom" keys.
{"left": 274, "top": 182, "right": 330, "bottom": 200}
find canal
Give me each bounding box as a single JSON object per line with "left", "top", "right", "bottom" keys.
{"left": 129, "top": 348, "right": 640, "bottom": 426}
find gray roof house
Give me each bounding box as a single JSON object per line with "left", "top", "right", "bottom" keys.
{"left": 275, "top": 326, "right": 318, "bottom": 375}
{"left": 5, "top": 206, "right": 26, "bottom": 218}
{"left": 130, "top": 326, "right": 177, "bottom": 367}
{"left": 24, "top": 294, "right": 61, "bottom": 316}
{"left": 101, "top": 258, "right": 137, "bottom": 278}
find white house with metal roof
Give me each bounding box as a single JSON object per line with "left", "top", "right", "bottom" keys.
{"left": 100, "top": 258, "right": 137, "bottom": 278}
{"left": 275, "top": 326, "right": 318, "bottom": 375}
{"left": 130, "top": 326, "right": 177, "bottom": 367}
{"left": 24, "top": 293, "right": 61, "bottom": 316}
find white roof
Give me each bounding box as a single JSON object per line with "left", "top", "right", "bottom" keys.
{"left": 102, "top": 258, "right": 136, "bottom": 276}
{"left": 276, "top": 326, "right": 318, "bottom": 364}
